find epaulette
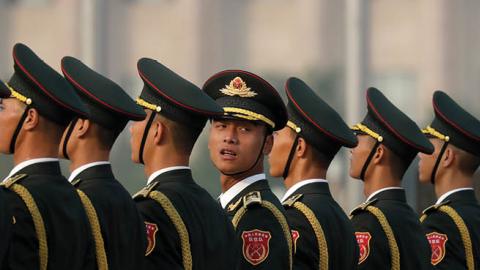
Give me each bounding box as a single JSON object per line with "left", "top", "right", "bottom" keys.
{"left": 71, "top": 178, "right": 82, "bottom": 187}
{"left": 0, "top": 174, "right": 28, "bottom": 188}
{"left": 349, "top": 198, "right": 378, "bottom": 216}
{"left": 282, "top": 194, "right": 303, "bottom": 207}
{"left": 227, "top": 197, "right": 243, "bottom": 212}
{"left": 422, "top": 200, "right": 451, "bottom": 215}
{"left": 133, "top": 181, "right": 160, "bottom": 199}
{"left": 243, "top": 191, "right": 262, "bottom": 208}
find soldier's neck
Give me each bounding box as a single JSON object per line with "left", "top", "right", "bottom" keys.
{"left": 284, "top": 159, "right": 327, "bottom": 190}
{"left": 68, "top": 143, "right": 110, "bottom": 173}
{"left": 13, "top": 134, "right": 60, "bottom": 165}
{"left": 144, "top": 148, "right": 189, "bottom": 178}
{"left": 434, "top": 169, "right": 473, "bottom": 199}
{"left": 363, "top": 166, "right": 402, "bottom": 199}
{"left": 220, "top": 165, "right": 264, "bottom": 193}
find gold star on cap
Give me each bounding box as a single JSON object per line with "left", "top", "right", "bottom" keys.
{"left": 220, "top": 77, "right": 257, "bottom": 98}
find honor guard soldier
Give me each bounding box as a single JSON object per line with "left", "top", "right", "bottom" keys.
{"left": 418, "top": 91, "right": 480, "bottom": 269}
{"left": 131, "top": 58, "right": 237, "bottom": 270}
{"left": 268, "top": 77, "right": 359, "bottom": 269}
{"left": 0, "top": 43, "right": 95, "bottom": 270}
{"left": 349, "top": 87, "right": 434, "bottom": 270}
{"left": 203, "top": 70, "right": 293, "bottom": 270}
{"left": 59, "top": 56, "right": 148, "bottom": 270}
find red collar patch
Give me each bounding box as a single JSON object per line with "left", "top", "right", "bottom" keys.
{"left": 145, "top": 222, "right": 158, "bottom": 256}
{"left": 426, "top": 232, "right": 448, "bottom": 265}
{"left": 355, "top": 232, "right": 372, "bottom": 264}
{"left": 242, "top": 229, "right": 271, "bottom": 265}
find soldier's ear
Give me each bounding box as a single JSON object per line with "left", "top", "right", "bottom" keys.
{"left": 23, "top": 107, "right": 40, "bottom": 131}
{"left": 372, "top": 144, "right": 385, "bottom": 165}
{"left": 75, "top": 119, "right": 90, "bottom": 138}
{"left": 296, "top": 137, "right": 308, "bottom": 158}
{"left": 442, "top": 147, "right": 455, "bottom": 168}
{"left": 152, "top": 120, "right": 165, "bottom": 146}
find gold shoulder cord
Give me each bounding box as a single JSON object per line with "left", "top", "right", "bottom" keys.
{"left": 2, "top": 182, "right": 48, "bottom": 270}
{"left": 365, "top": 206, "right": 400, "bottom": 270}
{"left": 232, "top": 200, "right": 293, "bottom": 270}
{"left": 148, "top": 191, "right": 192, "bottom": 270}
{"left": 76, "top": 190, "right": 109, "bottom": 270}
{"left": 421, "top": 206, "right": 474, "bottom": 270}
{"left": 292, "top": 201, "right": 328, "bottom": 270}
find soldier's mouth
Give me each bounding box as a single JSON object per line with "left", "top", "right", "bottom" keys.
{"left": 220, "top": 148, "right": 237, "bottom": 159}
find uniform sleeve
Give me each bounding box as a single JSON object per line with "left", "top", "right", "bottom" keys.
{"left": 136, "top": 198, "right": 183, "bottom": 270}
{"left": 284, "top": 207, "right": 318, "bottom": 270}
{"left": 351, "top": 211, "right": 390, "bottom": 270}
{"left": 422, "top": 211, "right": 466, "bottom": 269}
{"left": 0, "top": 189, "right": 13, "bottom": 268}
{"left": 235, "top": 205, "right": 291, "bottom": 270}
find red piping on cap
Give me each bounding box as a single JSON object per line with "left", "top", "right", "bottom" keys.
{"left": 138, "top": 70, "right": 222, "bottom": 116}
{"left": 62, "top": 65, "right": 143, "bottom": 119}
{"left": 285, "top": 81, "right": 351, "bottom": 146}
{"left": 13, "top": 51, "right": 86, "bottom": 116}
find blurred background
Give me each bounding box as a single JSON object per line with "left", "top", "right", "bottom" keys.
{"left": 0, "top": 0, "right": 479, "bottom": 213}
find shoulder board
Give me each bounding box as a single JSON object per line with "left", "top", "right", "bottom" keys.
{"left": 71, "top": 178, "right": 82, "bottom": 187}
{"left": 282, "top": 194, "right": 303, "bottom": 207}
{"left": 133, "top": 181, "right": 160, "bottom": 199}
{"left": 1, "top": 174, "right": 28, "bottom": 188}
{"left": 350, "top": 198, "right": 378, "bottom": 216}
{"left": 422, "top": 200, "right": 451, "bottom": 215}
{"left": 227, "top": 197, "right": 243, "bottom": 212}
{"left": 242, "top": 191, "right": 262, "bottom": 208}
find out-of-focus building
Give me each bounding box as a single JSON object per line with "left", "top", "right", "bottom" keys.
{"left": 0, "top": 0, "right": 478, "bottom": 212}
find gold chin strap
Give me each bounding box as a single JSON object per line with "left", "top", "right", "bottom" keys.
{"left": 422, "top": 126, "right": 450, "bottom": 142}
{"left": 223, "top": 107, "right": 275, "bottom": 129}
{"left": 5, "top": 82, "right": 32, "bottom": 105}
{"left": 351, "top": 123, "right": 383, "bottom": 142}
{"left": 136, "top": 97, "right": 162, "bottom": 112}
{"left": 286, "top": 121, "right": 302, "bottom": 133}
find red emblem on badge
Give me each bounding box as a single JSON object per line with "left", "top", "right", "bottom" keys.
{"left": 242, "top": 229, "right": 271, "bottom": 265}
{"left": 355, "top": 232, "right": 371, "bottom": 264}
{"left": 291, "top": 230, "right": 300, "bottom": 253}
{"left": 426, "top": 232, "right": 448, "bottom": 265}
{"left": 145, "top": 222, "right": 158, "bottom": 256}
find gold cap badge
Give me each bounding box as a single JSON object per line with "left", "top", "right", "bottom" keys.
{"left": 220, "top": 77, "right": 257, "bottom": 98}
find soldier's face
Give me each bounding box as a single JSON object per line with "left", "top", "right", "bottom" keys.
{"left": 349, "top": 135, "right": 376, "bottom": 179}
{"left": 268, "top": 127, "right": 296, "bottom": 177}
{"left": 418, "top": 138, "right": 442, "bottom": 183}
{"left": 208, "top": 119, "right": 271, "bottom": 174}
{"left": 0, "top": 98, "right": 25, "bottom": 154}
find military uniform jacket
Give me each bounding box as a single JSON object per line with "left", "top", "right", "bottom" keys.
{"left": 224, "top": 179, "right": 293, "bottom": 270}
{"left": 72, "top": 164, "right": 147, "bottom": 270}
{"left": 350, "top": 189, "right": 432, "bottom": 270}
{"left": 421, "top": 189, "right": 480, "bottom": 269}
{"left": 0, "top": 188, "right": 12, "bottom": 268}
{"left": 1, "top": 161, "right": 95, "bottom": 270}
{"left": 282, "top": 182, "right": 358, "bottom": 269}
{"left": 134, "top": 169, "right": 237, "bottom": 270}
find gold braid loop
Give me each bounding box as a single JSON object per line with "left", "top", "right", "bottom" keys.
{"left": 293, "top": 201, "right": 328, "bottom": 270}
{"left": 4, "top": 82, "right": 32, "bottom": 105}
{"left": 351, "top": 123, "right": 383, "bottom": 142}
{"left": 232, "top": 200, "right": 293, "bottom": 270}
{"left": 223, "top": 107, "right": 275, "bottom": 129}
{"left": 438, "top": 205, "right": 474, "bottom": 270}
{"left": 422, "top": 126, "right": 450, "bottom": 142}
{"left": 77, "top": 190, "right": 109, "bottom": 270}
{"left": 365, "top": 206, "right": 400, "bottom": 270}
{"left": 149, "top": 191, "right": 192, "bottom": 270}
{"left": 8, "top": 184, "right": 48, "bottom": 270}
